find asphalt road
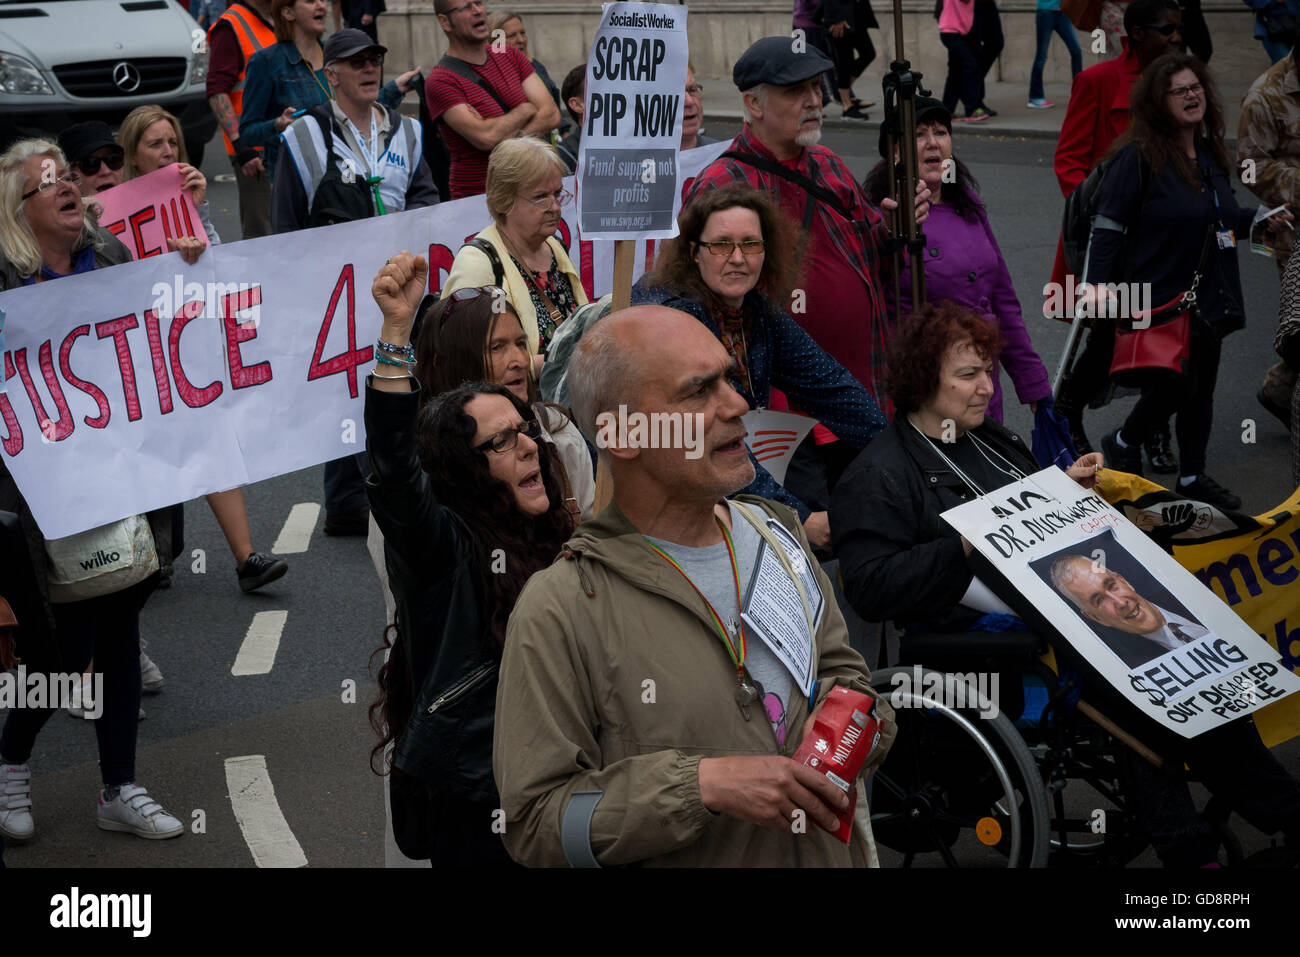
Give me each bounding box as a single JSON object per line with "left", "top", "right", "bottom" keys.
{"left": 3, "top": 123, "right": 1297, "bottom": 870}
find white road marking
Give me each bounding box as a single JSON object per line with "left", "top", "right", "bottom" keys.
{"left": 224, "top": 755, "right": 308, "bottom": 868}
{"left": 231, "top": 610, "right": 287, "bottom": 676}
{"left": 271, "top": 502, "right": 320, "bottom": 554}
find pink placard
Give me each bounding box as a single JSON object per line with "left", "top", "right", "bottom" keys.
{"left": 94, "top": 164, "right": 205, "bottom": 260}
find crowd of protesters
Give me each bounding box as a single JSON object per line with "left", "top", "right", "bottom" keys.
{"left": 1, "top": 0, "right": 1299, "bottom": 872}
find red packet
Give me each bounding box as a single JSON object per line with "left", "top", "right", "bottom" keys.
{"left": 792, "top": 687, "right": 883, "bottom": 843}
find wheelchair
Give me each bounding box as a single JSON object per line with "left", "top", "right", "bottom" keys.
{"left": 867, "top": 629, "right": 1244, "bottom": 868}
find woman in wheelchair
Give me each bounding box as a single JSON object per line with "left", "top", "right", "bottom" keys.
{"left": 830, "top": 302, "right": 1300, "bottom": 866}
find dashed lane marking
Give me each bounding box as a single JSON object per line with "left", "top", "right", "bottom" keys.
{"left": 231, "top": 610, "right": 287, "bottom": 676}
{"left": 271, "top": 502, "right": 320, "bottom": 554}
{"left": 224, "top": 755, "right": 308, "bottom": 868}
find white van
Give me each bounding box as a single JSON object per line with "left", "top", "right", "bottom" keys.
{"left": 0, "top": 0, "right": 217, "bottom": 163}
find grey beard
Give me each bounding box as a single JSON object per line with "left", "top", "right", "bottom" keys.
{"left": 794, "top": 126, "right": 822, "bottom": 147}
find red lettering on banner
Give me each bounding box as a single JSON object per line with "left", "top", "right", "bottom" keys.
{"left": 0, "top": 353, "right": 24, "bottom": 456}
{"left": 105, "top": 219, "right": 127, "bottom": 242}
{"left": 129, "top": 207, "right": 163, "bottom": 258}
{"left": 220, "top": 285, "right": 271, "bottom": 389}
{"left": 159, "top": 196, "right": 197, "bottom": 241}
{"left": 169, "top": 299, "right": 223, "bottom": 407}
{"left": 426, "top": 243, "right": 455, "bottom": 294}
{"left": 579, "top": 239, "right": 595, "bottom": 301}
{"left": 59, "top": 325, "right": 111, "bottom": 427}
{"left": 95, "top": 314, "right": 143, "bottom": 421}
{"left": 142, "top": 311, "right": 173, "bottom": 414}
{"left": 556, "top": 218, "right": 572, "bottom": 251}
{"left": 12, "top": 343, "right": 75, "bottom": 442}
{"left": 308, "top": 265, "right": 372, "bottom": 399}
{"left": 644, "top": 239, "right": 655, "bottom": 272}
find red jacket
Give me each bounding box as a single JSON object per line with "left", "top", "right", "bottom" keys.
{"left": 1047, "top": 46, "right": 1142, "bottom": 313}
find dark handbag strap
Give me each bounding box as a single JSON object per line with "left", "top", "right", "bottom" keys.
{"left": 721, "top": 150, "right": 853, "bottom": 228}
{"left": 437, "top": 55, "right": 512, "bottom": 114}
{"left": 464, "top": 236, "right": 506, "bottom": 287}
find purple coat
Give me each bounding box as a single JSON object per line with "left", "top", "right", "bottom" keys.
{"left": 889, "top": 193, "right": 1052, "bottom": 423}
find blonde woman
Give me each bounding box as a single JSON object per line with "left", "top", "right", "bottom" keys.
{"left": 117, "top": 105, "right": 221, "bottom": 247}
{"left": 118, "top": 107, "right": 290, "bottom": 596}
{"left": 443, "top": 136, "right": 586, "bottom": 363}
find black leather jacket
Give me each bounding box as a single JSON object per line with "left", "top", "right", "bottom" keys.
{"left": 830, "top": 416, "right": 1037, "bottom": 631}
{"left": 364, "top": 380, "right": 498, "bottom": 805}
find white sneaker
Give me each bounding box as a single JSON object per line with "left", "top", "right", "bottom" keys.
{"left": 0, "top": 762, "right": 34, "bottom": 841}
{"left": 140, "top": 646, "right": 164, "bottom": 694}
{"left": 66, "top": 672, "right": 95, "bottom": 719}
{"left": 96, "top": 784, "right": 183, "bottom": 839}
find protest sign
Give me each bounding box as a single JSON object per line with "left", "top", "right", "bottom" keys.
{"left": 741, "top": 408, "right": 816, "bottom": 486}
{"left": 942, "top": 467, "right": 1300, "bottom": 738}
{"left": 0, "top": 143, "right": 728, "bottom": 540}
{"left": 1097, "top": 471, "right": 1300, "bottom": 748}
{"left": 94, "top": 165, "right": 205, "bottom": 260}
{"left": 577, "top": 1, "right": 689, "bottom": 242}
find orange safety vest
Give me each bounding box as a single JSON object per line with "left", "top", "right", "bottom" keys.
{"left": 209, "top": 2, "right": 277, "bottom": 156}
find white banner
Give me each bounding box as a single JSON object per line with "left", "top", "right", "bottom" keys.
{"left": 577, "top": 1, "right": 689, "bottom": 241}
{"left": 941, "top": 467, "right": 1300, "bottom": 738}
{"left": 0, "top": 142, "right": 728, "bottom": 540}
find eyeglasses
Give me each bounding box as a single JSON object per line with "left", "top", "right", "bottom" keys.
{"left": 523, "top": 188, "right": 573, "bottom": 210}
{"left": 1141, "top": 22, "right": 1181, "bottom": 36}
{"left": 475, "top": 417, "right": 542, "bottom": 454}
{"left": 1167, "top": 82, "right": 1203, "bottom": 99}
{"left": 75, "top": 153, "right": 124, "bottom": 176}
{"left": 697, "top": 239, "right": 765, "bottom": 257}
{"left": 343, "top": 52, "right": 384, "bottom": 69}
{"left": 21, "top": 170, "right": 80, "bottom": 201}
{"left": 686, "top": 83, "right": 704, "bottom": 97}
{"left": 443, "top": 0, "right": 484, "bottom": 14}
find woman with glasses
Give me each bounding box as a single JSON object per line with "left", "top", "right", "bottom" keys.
{"left": 365, "top": 250, "right": 575, "bottom": 865}
{"left": 444, "top": 136, "right": 587, "bottom": 365}
{"left": 238, "top": 0, "right": 417, "bottom": 185}
{"left": 1086, "top": 52, "right": 1291, "bottom": 512}
{"left": 0, "top": 139, "right": 186, "bottom": 845}
{"left": 631, "top": 183, "right": 887, "bottom": 551}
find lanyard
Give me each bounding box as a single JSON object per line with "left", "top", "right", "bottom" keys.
{"left": 343, "top": 108, "right": 387, "bottom": 215}
{"left": 1196, "top": 149, "right": 1224, "bottom": 229}
{"left": 645, "top": 517, "right": 748, "bottom": 679}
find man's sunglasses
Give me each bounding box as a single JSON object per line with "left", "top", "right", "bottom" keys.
{"left": 340, "top": 52, "right": 384, "bottom": 69}
{"left": 75, "top": 153, "right": 124, "bottom": 176}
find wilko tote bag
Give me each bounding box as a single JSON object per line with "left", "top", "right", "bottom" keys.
{"left": 45, "top": 514, "right": 159, "bottom": 603}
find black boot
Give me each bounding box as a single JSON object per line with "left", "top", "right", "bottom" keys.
{"left": 1144, "top": 425, "right": 1178, "bottom": 474}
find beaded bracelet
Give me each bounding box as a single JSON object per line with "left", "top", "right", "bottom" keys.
{"left": 375, "top": 352, "right": 414, "bottom": 368}
{"left": 376, "top": 339, "right": 415, "bottom": 360}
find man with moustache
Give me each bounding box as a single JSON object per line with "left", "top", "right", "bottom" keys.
{"left": 1050, "top": 554, "right": 1209, "bottom": 668}
{"left": 492, "top": 306, "right": 896, "bottom": 867}
{"left": 425, "top": 0, "right": 559, "bottom": 199}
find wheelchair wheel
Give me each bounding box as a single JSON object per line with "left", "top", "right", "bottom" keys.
{"left": 870, "top": 666, "right": 1051, "bottom": 868}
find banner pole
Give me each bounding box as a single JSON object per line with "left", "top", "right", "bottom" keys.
{"left": 612, "top": 239, "right": 635, "bottom": 311}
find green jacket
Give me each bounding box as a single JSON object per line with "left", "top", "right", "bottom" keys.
{"left": 493, "top": 495, "right": 897, "bottom": 867}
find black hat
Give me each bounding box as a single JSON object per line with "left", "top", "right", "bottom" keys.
{"left": 732, "top": 36, "right": 833, "bottom": 90}
{"left": 876, "top": 97, "right": 952, "bottom": 158}
{"left": 323, "top": 27, "right": 387, "bottom": 63}
{"left": 58, "top": 121, "right": 123, "bottom": 166}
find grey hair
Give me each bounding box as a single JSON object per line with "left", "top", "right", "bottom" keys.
{"left": 1049, "top": 554, "right": 1091, "bottom": 606}
{"left": 741, "top": 83, "right": 768, "bottom": 125}
{"left": 0, "top": 138, "right": 100, "bottom": 278}
{"left": 567, "top": 313, "right": 640, "bottom": 457}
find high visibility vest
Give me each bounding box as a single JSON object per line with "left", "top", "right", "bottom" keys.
{"left": 210, "top": 2, "right": 277, "bottom": 156}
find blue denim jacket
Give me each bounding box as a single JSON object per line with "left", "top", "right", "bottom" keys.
{"left": 239, "top": 41, "right": 404, "bottom": 182}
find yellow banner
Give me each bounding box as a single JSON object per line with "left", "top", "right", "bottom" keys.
{"left": 1096, "top": 470, "right": 1300, "bottom": 747}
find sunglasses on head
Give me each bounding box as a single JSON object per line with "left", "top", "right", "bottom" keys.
{"left": 75, "top": 153, "right": 124, "bottom": 175}
{"left": 441, "top": 285, "right": 507, "bottom": 323}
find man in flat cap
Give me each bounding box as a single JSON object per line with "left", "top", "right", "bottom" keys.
{"left": 687, "top": 36, "right": 928, "bottom": 552}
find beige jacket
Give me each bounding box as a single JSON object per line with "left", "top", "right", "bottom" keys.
{"left": 443, "top": 222, "right": 588, "bottom": 355}
{"left": 493, "top": 495, "right": 897, "bottom": 867}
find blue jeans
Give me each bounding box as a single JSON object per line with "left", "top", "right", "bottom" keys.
{"left": 1030, "top": 9, "right": 1083, "bottom": 101}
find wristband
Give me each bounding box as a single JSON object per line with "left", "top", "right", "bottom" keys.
{"left": 376, "top": 339, "right": 415, "bottom": 360}
{"left": 375, "top": 352, "right": 414, "bottom": 368}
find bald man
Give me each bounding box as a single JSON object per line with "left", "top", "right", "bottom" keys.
{"left": 1051, "top": 554, "right": 1209, "bottom": 668}
{"left": 492, "top": 306, "right": 895, "bottom": 867}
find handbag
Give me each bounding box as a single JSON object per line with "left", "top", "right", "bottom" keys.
{"left": 1061, "top": 0, "right": 1102, "bottom": 31}
{"left": 44, "top": 513, "right": 159, "bottom": 603}
{"left": 1109, "top": 291, "right": 1195, "bottom": 384}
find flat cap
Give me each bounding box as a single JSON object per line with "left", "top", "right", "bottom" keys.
{"left": 732, "top": 36, "right": 832, "bottom": 90}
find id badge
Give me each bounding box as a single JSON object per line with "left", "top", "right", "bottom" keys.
{"left": 1216, "top": 228, "right": 1236, "bottom": 249}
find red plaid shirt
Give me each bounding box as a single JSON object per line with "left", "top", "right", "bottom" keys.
{"left": 686, "top": 125, "right": 893, "bottom": 414}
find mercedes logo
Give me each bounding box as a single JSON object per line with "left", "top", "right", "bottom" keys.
{"left": 111, "top": 61, "right": 141, "bottom": 93}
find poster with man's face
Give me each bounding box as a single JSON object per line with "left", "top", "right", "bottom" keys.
{"left": 942, "top": 468, "right": 1300, "bottom": 738}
